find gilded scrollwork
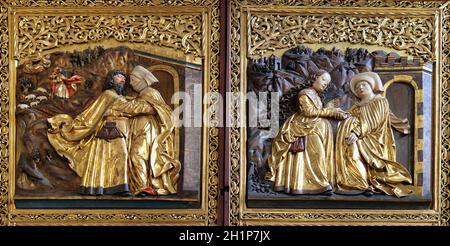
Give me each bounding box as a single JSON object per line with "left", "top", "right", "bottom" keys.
{"left": 241, "top": 212, "right": 439, "bottom": 222}
{"left": 0, "top": 4, "right": 9, "bottom": 227}
{"left": 9, "top": 0, "right": 208, "bottom": 7}
{"left": 440, "top": 5, "right": 450, "bottom": 226}
{"left": 9, "top": 213, "right": 207, "bottom": 225}
{"left": 229, "top": 0, "right": 242, "bottom": 225}
{"left": 17, "top": 15, "right": 203, "bottom": 60}
{"left": 206, "top": 0, "right": 220, "bottom": 225}
{"left": 249, "top": 15, "right": 435, "bottom": 61}
{"left": 245, "top": 0, "right": 446, "bottom": 8}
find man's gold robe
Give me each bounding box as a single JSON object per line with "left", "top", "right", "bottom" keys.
{"left": 335, "top": 95, "right": 413, "bottom": 197}
{"left": 47, "top": 89, "right": 152, "bottom": 195}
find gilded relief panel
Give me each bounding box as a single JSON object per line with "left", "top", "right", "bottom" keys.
{"left": 230, "top": 1, "right": 449, "bottom": 225}
{"left": 0, "top": 0, "right": 449, "bottom": 227}
{"left": 0, "top": 0, "right": 220, "bottom": 226}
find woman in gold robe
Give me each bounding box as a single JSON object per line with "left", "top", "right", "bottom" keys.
{"left": 126, "top": 65, "right": 181, "bottom": 196}
{"left": 266, "top": 70, "right": 348, "bottom": 195}
{"left": 335, "top": 72, "right": 413, "bottom": 197}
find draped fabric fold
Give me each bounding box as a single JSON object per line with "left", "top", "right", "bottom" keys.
{"left": 47, "top": 89, "right": 153, "bottom": 195}
{"left": 128, "top": 87, "right": 181, "bottom": 195}
{"left": 335, "top": 95, "right": 413, "bottom": 197}
{"left": 389, "top": 111, "right": 410, "bottom": 134}
{"left": 266, "top": 88, "right": 335, "bottom": 194}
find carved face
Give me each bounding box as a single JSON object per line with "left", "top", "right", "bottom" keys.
{"left": 312, "top": 72, "right": 331, "bottom": 93}
{"left": 113, "top": 74, "right": 126, "bottom": 85}
{"left": 130, "top": 74, "right": 147, "bottom": 92}
{"left": 354, "top": 80, "right": 374, "bottom": 99}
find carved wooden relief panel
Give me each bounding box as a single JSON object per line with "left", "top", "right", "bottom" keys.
{"left": 0, "top": 0, "right": 220, "bottom": 226}
{"left": 229, "top": 0, "right": 450, "bottom": 226}
{"left": 0, "top": 0, "right": 449, "bottom": 227}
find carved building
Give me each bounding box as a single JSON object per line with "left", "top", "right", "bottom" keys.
{"left": 374, "top": 55, "right": 433, "bottom": 196}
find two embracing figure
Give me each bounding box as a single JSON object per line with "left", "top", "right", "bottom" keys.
{"left": 266, "top": 70, "right": 413, "bottom": 197}
{"left": 47, "top": 66, "right": 180, "bottom": 197}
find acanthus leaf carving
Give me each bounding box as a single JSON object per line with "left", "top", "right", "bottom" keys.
{"left": 9, "top": 0, "right": 210, "bottom": 7}
{"left": 241, "top": 212, "right": 439, "bottom": 221}
{"left": 439, "top": 5, "right": 450, "bottom": 226}
{"left": 17, "top": 15, "right": 203, "bottom": 60}
{"left": 244, "top": 0, "right": 445, "bottom": 8}
{"left": 0, "top": 4, "right": 10, "bottom": 227}
{"left": 249, "top": 14, "right": 434, "bottom": 62}
{"left": 9, "top": 212, "right": 207, "bottom": 225}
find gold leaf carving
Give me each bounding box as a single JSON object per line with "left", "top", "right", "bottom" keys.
{"left": 245, "top": 0, "right": 445, "bottom": 8}
{"left": 1, "top": 0, "right": 220, "bottom": 226}
{"left": 10, "top": 0, "right": 209, "bottom": 7}
{"left": 206, "top": 1, "right": 221, "bottom": 225}
{"left": 17, "top": 15, "right": 203, "bottom": 60}
{"left": 249, "top": 15, "right": 435, "bottom": 61}
{"left": 0, "top": 4, "right": 9, "bottom": 226}
{"left": 440, "top": 5, "right": 450, "bottom": 226}
{"left": 241, "top": 212, "right": 439, "bottom": 221}
{"left": 9, "top": 213, "right": 207, "bottom": 225}
{"left": 230, "top": 0, "right": 449, "bottom": 226}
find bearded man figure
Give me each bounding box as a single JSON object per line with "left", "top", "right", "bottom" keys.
{"left": 47, "top": 69, "right": 154, "bottom": 196}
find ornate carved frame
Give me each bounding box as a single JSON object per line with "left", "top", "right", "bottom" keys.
{"left": 229, "top": 0, "right": 450, "bottom": 226}
{"left": 0, "top": 0, "right": 220, "bottom": 226}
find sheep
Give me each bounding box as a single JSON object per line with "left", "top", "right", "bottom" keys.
{"left": 36, "top": 87, "right": 48, "bottom": 94}
{"left": 36, "top": 95, "right": 48, "bottom": 102}
{"left": 17, "top": 104, "right": 30, "bottom": 109}
{"left": 25, "top": 94, "right": 36, "bottom": 101}
{"left": 30, "top": 101, "right": 39, "bottom": 107}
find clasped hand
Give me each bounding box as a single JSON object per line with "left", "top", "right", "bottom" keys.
{"left": 332, "top": 108, "right": 349, "bottom": 120}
